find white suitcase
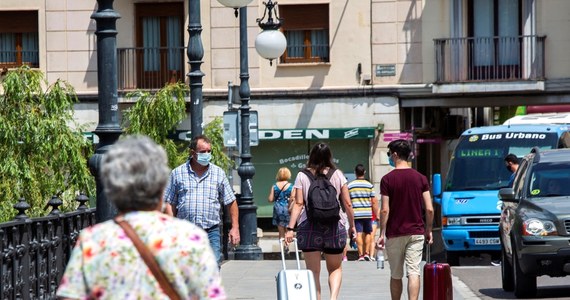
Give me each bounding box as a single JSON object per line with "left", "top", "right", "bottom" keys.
{"left": 276, "top": 238, "right": 317, "bottom": 300}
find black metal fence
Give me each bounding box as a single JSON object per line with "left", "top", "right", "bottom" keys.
{"left": 0, "top": 194, "right": 96, "bottom": 300}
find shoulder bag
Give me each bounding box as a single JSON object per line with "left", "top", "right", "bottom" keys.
{"left": 114, "top": 216, "right": 182, "bottom": 300}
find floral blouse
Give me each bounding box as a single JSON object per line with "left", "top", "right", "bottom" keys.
{"left": 56, "top": 211, "right": 226, "bottom": 300}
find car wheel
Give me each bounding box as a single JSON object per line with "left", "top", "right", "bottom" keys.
{"left": 512, "top": 247, "right": 536, "bottom": 298}
{"left": 446, "top": 251, "right": 460, "bottom": 266}
{"left": 501, "top": 246, "right": 514, "bottom": 292}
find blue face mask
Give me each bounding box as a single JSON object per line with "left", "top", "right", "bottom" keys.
{"left": 196, "top": 152, "right": 212, "bottom": 166}
{"left": 389, "top": 156, "right": 395, "bottom": 167}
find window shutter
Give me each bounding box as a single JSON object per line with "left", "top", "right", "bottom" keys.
{"left": 0, "top": 11, "right": 38, "bottom": 33}
{"left": 280, "top": 4, "right": 329, "bottom": 30}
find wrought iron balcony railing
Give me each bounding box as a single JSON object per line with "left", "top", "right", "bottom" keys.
{"left": 434, "top": 35, "right": 546, "bottom": 84}
{"left": 117, "top": 47, "right": 187, "bottom": 91}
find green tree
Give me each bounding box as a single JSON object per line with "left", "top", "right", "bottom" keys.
{"left": 123, "top": 83, "right": 188, "bottom": 168}
{"left": 204, "top": 116, "right": 233, "bottom": 172}
{"left": 0, "top": 67, "right": 94, "bottom": 222}
{"left": 123, "top": 82, "right": 233, "bottom": 172}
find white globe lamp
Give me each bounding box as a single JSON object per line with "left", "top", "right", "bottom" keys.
{"left": 217, "top": 0, "right": 253, "bottom": 9}
{"left": 255, "top": 30, "right": 287, "bottom": 65}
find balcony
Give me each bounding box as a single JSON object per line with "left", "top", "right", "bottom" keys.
{"left": 117, "top": 47, "right": 186, "bottom": 91}
{"left": 434, "top": 35, "right": 546, "bottom": 84}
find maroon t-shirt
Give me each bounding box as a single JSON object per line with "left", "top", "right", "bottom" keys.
{"left": 380, "top": 168, "right": 429, "bottom": 238}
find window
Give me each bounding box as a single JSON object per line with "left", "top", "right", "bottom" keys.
{"left": 0, "top": 11, "right": 39, "bottom": 68}
{"left": 135, "top": 2, "right": 184, "bottom": 89}
{"left": 279, "top": 4, "right": 329, "bottom": 63}
{"left": 468, "top": 0, "right": 521, "bottom": 80}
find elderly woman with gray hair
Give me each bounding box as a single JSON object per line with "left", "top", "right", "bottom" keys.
{"left": 56, "top": 135, "right": 225, "bottom": 300}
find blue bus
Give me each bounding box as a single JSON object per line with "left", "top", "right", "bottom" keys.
{"left": 432, "top": 123, "right": 570, "bottom": 265}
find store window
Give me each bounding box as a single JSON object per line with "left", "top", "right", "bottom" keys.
{"left": 0, "top": 11, "right": 39, "bottom": 69}
{"left": 279, "top": 4, "right": 329, "bottom": 63}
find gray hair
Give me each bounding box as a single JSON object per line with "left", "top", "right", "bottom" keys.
{"left": 100, "top": 135, "right": 171, "bottom": 212}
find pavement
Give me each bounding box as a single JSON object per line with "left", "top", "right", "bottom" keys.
{"left": 220, "top": 230, "right": 480, "bottom": 299}
{"left": 221, "top": 257, "right": 478, "bottom": 299}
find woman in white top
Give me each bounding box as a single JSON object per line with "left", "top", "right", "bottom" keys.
{"left": 285, "top": 142, "right": 356, "bottom": 300}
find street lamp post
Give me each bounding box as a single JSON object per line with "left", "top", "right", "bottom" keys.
{"left": 90, "top": 0, "right": 122, "bottom": 223}
{"left": 234, "top": 6, "right": 262, "bottom": 260}
{"left": 188, "top": 0, "right": 205, "bottom": 139}
{"left": 217, "top": 0, "right": 287, "bottom": 260}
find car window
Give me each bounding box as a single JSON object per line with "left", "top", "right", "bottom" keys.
{"left": 528, "top": 162, "right": 570, "bottom": 197}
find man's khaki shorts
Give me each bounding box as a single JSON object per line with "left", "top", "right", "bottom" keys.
{"left": 385, "top": 235, "right": 425, "bottom": 279}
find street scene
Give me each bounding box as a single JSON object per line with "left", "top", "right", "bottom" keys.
{"left": 3, "top": 0, "right": 570, "bottom": 299}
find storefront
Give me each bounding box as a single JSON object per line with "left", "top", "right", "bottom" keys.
{"left": 252, "top": 127, "right": 376, "bottom": 218}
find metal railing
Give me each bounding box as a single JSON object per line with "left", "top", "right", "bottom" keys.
{"left": 434, "top": 35, "right": 546, "bottom": 83}
{"left": 117, "top": 47, "right": 187, "bottom": 91}
{"left": 0, "top": 195, "right": 96, "bottom": 299}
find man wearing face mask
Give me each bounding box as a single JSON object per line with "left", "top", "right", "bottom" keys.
{"left": 504, "top": 153, "right": 520, "bottom": 187}
{"left": 164, "top": 135, "right": 240, "bottom": 266}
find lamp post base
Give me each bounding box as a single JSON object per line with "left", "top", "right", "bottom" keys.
{"left": 234, "top": 245, "right": 263, "bottom": 260}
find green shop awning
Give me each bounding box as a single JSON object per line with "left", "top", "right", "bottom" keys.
{"left": 259, "top": 127, "right": 376, "bottom": 140}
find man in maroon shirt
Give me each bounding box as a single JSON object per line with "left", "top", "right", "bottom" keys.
{"left": 377, "top": 139, "right": 434, "bottom": 300}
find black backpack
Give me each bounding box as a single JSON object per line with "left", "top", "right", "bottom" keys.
{"left": 301, "top": 168, "right": 341, "bottom": 224}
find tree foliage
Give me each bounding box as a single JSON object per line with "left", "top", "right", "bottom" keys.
{"left": 123, "top": 83, "right": 233, "bottom": 172}
{"left": 123, "top": 83, "right": 189, "bottom": 168}
{"left": 204, "top": 116, "right": 234, "bottom": 172}
{"left": 0, "top": 67, "right": 94, "bottom": 222}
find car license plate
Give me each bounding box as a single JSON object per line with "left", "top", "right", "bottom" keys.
{"left": 474, "top": 238, "right": 500, "bottom": 245}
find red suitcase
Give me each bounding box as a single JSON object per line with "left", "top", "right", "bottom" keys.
{"left": 423, "top": 246, "right": 453, "bottom": 300}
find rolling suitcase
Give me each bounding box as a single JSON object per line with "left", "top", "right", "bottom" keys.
{"left": 276, "top": 238, "right": 317, "bottom": 300}
{"left": 423, "top": 245, "right": 453, "bottom": 300}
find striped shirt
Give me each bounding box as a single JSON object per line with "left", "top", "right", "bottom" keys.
{"left": 347, "top": 179, "right": 376, "bottom": 219}
{"left": 164, "top": 160, "right": 235, "bottom": 229}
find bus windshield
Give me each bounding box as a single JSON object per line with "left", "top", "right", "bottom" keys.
{"left": 445, "top": 132, "right": 558, "bottom": 191}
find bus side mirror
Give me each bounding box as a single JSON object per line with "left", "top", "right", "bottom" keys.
{"left": 433, "top": 174, "right": 442, "bottom": 204}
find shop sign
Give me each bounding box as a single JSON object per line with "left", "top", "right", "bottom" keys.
{"left": 259, "top": 127, "right": 375, "bottom": 140}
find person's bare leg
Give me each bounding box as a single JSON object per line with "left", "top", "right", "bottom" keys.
{"left": 304, "top": 251, "right": 323, "bottom": 300}
{"left": 325, "top": 253, "right": 343, "bottom": 300}
{"left": 356, "top": 232, "right": 364, "bottom": 256}
{"left": 277, "top": 225, "right": 286, "bottom": 240}
{"left": 363, "top": 232, "right": 372, "bottom": 256}
{"left": 369, "top": 224, "right": 378, "bottom": 258}
{"left": 390, "top": 278, "right": 403, "bottom": 300}
{"left": 407, "top": 274, "right": 420, "bottom": 300}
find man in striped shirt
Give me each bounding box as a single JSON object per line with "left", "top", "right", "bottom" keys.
{"left": 348, "top": 164, "right": 379, "bottom": 261}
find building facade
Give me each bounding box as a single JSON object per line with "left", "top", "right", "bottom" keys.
{"left": 1, "top": 0, "right": 570, "bottom": 218}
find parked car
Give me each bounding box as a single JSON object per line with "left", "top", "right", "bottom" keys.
{"left": 498, "top": 147, "right": 570, "bottom": 298}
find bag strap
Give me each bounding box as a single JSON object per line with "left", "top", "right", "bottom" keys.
{"left": 114, "top": 216, "right": 181, "bottom": 300}
{"left": 275, "top": 182, "right": 289, "bottom": 200}
{"left": 301, "top": 168, "right": 336, "bottom": 180}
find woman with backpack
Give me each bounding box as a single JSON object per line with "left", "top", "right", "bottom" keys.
{"left": 285, "top": 142, "right": 356, "bottom": 300}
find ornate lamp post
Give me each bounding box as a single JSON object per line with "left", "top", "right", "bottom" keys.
{"left": 188, "top": 0, "right": 205, "bottom": 138}
{"left": 217, "top": 0, "right": 286, "bottom": 260}
{"left": 90, "top": 0, "right": 122, "bottom": 223}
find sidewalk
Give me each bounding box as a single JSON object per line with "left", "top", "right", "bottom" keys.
{"left": 221, "top": 258, "right": 478, "bottom": 299}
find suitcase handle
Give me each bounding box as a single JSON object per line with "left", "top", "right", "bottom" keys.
{"left": 279, "top": 238, "right": 301, "bottom": 270}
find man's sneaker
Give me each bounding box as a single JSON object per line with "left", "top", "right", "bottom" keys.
{"left": 491, "top": 260, "right": 501, "bottom": 266}
{"left": 363, "top": 254, "right": 371, "bottom": 261}
{"left": 358, "top": 256, "right": 365, "bottom": 261}
{"left": 369, "top": 256, "right": 376, "bottom": 261}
